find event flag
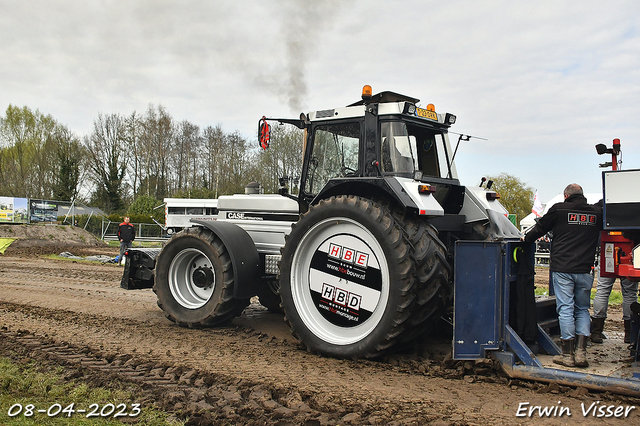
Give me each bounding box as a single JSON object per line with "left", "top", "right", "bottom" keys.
{"left": 532, "top": 190, "right": 544, "bottom": 217}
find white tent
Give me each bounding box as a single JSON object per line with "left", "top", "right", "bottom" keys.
{"left": 519, "top": 193, "right": 602, "bottom": 230}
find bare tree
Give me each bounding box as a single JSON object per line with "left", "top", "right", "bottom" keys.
{"left": 147, "top": 105, "right": 174, "bottom": 199}
{"left": 219, "top": 131, "right": 250, "bottom": 194}
{"left": 172, "top": 120, "right": 201, "bottom": 195}
{"left": 202, "top": 125, "right": 225, "bottom": 197}
{"left": 86, "top": 113, "right": 127, "bottom": 213}
{"left": 254, "top": 124, "right": 303, "bottom": 193}
{"left": 124, "top": 111, "right": 144, "bottom": 198}
{"left": 135, "top": 105, "right": 175, "bottom": 200}
{"left": 0, "top": 103, "right": 304, "bottom": 211}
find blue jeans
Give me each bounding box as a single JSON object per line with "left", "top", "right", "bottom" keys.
{"left": 119, "top": 241, "right": 132, "bottom": 261}
{"left": 551, "top": 272, "right": 594, "bottom": 340}
{"left": 593, "top": 273, "right": 639, "bottom": 321}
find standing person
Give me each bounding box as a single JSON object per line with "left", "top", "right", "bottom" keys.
{"left": 523, "top": 184, "right": 602, "bottom": 368}
{"left": 118, "top": 216, "right": 135, "bottom": 265}
{"left": 591, "top": 273, "right": 639, "bottom": 345}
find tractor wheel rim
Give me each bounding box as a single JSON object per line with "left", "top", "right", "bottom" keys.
{"left": 168, "top": 248, "right": 215, "bottom": 309}
{"left": 290, "top": 217, "right": 389, "bottom": 346}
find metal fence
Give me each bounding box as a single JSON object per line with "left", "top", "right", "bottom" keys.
{"left": 99, "top": 220, "right": 168, "bottom": 242}
{"left": 535, "top": 252, "right": 550, "bottom": 267}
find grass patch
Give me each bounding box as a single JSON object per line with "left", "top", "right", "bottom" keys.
{"left": 40, "top": 254, "right": 110, "bottom": 264}
{"left": 0, "top": 356, "right": 183, "bottom": 426}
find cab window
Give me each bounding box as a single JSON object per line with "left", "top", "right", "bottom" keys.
{"left": 305, "top": 122, "right": 360, "bottom": 194}
{"left": 381, "top": 121, "right": 452, "bottom": 179}
{"left": 380, "top": 122, "right": 416, "bottom": 174}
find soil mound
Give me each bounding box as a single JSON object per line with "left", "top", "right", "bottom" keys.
{"left": 0, "top": 224, "right": 114, "bottom": 257}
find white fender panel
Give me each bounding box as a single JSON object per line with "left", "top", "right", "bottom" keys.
{"left": 461, "top": 186, "right": 508, "bottom": 223}
{"left": 394, "top": 177, "right": 445, "bottom": 216}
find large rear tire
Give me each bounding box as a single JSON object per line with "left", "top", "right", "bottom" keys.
{"left": 154, "top": 227, "right": 248, "bottom": 327}
{"left": 397, "top": 215, "right": 452, "bottom": 342}
{"left": 279, "top": 195, "right": 451, "bottom": 359}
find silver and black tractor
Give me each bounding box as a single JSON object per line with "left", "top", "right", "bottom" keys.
{"left": 122, "top": 86, "right": 521, "bottom": 359}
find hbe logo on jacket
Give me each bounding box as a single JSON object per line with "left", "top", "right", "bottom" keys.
{"left": 567, "top": 213, "right": 597, "bottom": 225}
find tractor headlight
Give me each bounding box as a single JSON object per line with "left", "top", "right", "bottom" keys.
{"left": 445, "top": 113, "right": 456, "bottom": 125}
{"left": 403, "top": 103, "right": 417, "bottom": 115}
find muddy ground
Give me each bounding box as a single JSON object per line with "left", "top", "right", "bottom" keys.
{"left": 0, "top": 225, "right": 638, "bottom": 425}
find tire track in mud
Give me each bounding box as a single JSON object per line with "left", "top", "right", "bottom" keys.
{"left": 0, "top": 304, "right": 472, "bottom": 425}
{"left": 2, "top": 256, "right": 638, "bottom": 425}
{"left": 0, "top": 301, "right": 501, "bottom": 425}
{"left": 0, "top": 329, "right": 333, "bottom": 425}
{"left": 0, "top": 261, "right": 119, "bottom": 287}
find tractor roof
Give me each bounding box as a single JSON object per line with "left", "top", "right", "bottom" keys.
{"left": 347, "top": 91, "right": 420, "bottom": 107}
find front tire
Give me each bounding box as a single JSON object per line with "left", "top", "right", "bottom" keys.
{"left": 279, "top": 195, "right": 450, "bottom": 359}
{"left": 154, "top": 227, "right": 248, "bottom": 327}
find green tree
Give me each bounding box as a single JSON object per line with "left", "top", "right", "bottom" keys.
{"left": 128, "top": 195, "right": 164, "bottom": 222}
{"left": 51, "top": 126, "right": 84, "bottom": 201}
{"left": 173, "top": 186, "right": 215, "bottom": 199}
{"left": 486, "top": 173, "right": 534, "bottom": 224}
{"left": 0, "top": 105, "right": 57, "bottom": 198}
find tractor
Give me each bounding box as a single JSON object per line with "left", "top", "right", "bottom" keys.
{"left": 122, "top": 85, "right": 521, "bottom": 359}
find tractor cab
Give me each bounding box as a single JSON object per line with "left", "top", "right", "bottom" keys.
{"left": 259, "top": 86, "right": 517, "bottom": 243}
{"left": 275, "top": 86, "right": 463, "bottom": 217}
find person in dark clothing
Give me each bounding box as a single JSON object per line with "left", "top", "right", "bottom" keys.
{"left": 523, "top": 184, "right": 602, "bottom": 368}
{"left": 118, "top": 216, "right": 135, "bottom": 264}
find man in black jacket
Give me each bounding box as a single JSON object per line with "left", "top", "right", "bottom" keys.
{"left": 523, "top": 184, "right": 602, "bottom": 368}
{"left": 118, "top": 216, "right": 135, "bottom": 265}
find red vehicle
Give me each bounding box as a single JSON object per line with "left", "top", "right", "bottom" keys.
{"left": 596, "top": 139, "right": 640, "bottom": 281}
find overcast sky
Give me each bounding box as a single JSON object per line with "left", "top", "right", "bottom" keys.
{"left": 2, "top": 0, "right": 639, "bottom": 203}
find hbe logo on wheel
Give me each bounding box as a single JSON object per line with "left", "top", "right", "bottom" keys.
{"left": 328, "top": 243, "right": 369, "bottom": 268}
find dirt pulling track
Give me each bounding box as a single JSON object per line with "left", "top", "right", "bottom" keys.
{"left": 0, "top": 233, "right": 638, "bottom": 425}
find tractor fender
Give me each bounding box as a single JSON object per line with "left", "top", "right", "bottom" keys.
{"left": 313, "top": 177, "right": 444, "bottom": 215}
{"left": 314, "top": 177, "right": 416, "bottom": 211}
{"left": 190, "top": 219, "right": 261, "bottom": 299}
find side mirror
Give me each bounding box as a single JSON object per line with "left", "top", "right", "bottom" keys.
{"left": 258, "top": 117, "right": 271, "bottom": 150}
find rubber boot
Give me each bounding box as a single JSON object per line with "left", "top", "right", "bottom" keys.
{"left": 553, "top": 338, "right": 575, "bottom": 367}
{"left": 574, "top": 335, "right": 589, "bottom": 368}
{"left": 624, "top": 320, "right": 631, "bottom": 344}
{"left": 632, "top": 303, "right": 640, "bottom": 361}
{"left": 590, "top": 317, "right": 605, "bottom": 344}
